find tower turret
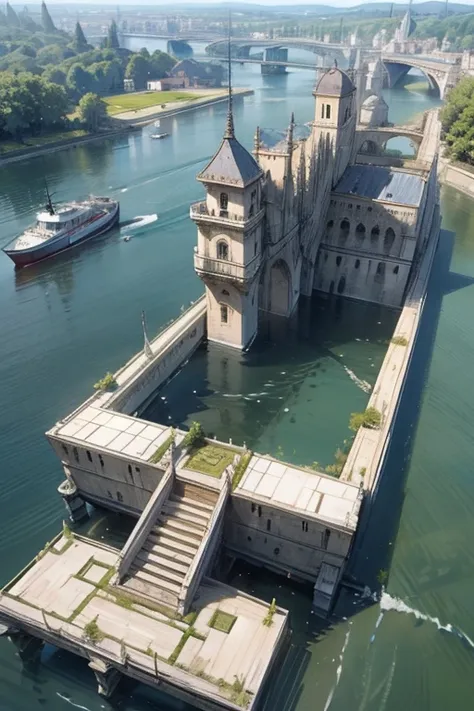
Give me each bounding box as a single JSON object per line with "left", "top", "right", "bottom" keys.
{"left": 190, "top": 32, "right": 264, "bottom": 350}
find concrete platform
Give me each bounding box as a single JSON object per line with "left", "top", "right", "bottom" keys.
{"left": 0, "top": 534, "right": 287, "bottom": 710}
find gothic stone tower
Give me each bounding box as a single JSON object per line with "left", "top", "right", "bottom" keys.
{"left": 312, "top": 66, "right": 356, "bottom": 187}
{"left": 191, "top": 109, "right": 264, "bottom": 350}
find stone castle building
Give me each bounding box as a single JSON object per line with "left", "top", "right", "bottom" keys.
{"left": 191, "top": 64, "right": 439, "bottom": 349}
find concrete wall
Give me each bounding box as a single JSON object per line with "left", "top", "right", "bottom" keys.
{"left": 49, "top": 439, "right": 165, "bottom": 515}
{"left": 439, "top": 160, "right": 474, "bottom": 198}
{"left": 225, "top": 495, "right": 352, "bottom": 582}
{"left": 107, "top": 301, "right": 206, "bottom": 415}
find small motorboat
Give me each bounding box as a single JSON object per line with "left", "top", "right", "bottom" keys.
{"left": 150, "top": 133, "right": 169, "bottom": 140}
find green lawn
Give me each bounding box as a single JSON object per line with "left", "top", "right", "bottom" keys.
{"left": 0, "top": 129, "right": 89, "bottom": 155}
{"left": 209, "top": 610, "right": 237, "bottom": 634}
{"left": 185, "top": 443, "right": 238, "bottom": 478}
{"left": 104, "top": 91, "right": 201, "bottom": 115}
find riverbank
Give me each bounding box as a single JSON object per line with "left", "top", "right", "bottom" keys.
{"left": 0, "top": 88, "right": 253, "bottom": 167}
{"left": 439, "top": 155, "right": 474, "bottom": 198}
{"left": 114, "top": 87, "right": 254, "bottom": 126}
{"left": 0, "top": 126, "right": 138, "bottom": 167}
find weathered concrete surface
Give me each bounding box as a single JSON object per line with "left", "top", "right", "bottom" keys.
{"left": 439, "top": 158, "right": 474, "bottom": 199}
{"left": 0, "top": 536, "right": 288, "bottom": 711}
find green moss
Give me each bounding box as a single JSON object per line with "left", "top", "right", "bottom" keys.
{"left": 349, "top": 407, "right": 382, "bottom": 432}
{"left": 186, "top": 443, "right": 238, "bottom": 478}
{"left": 209, "top": 610, "right": 237, "bottom": 634}
{"left": 262, "top": 598, "right": 277, "bottom": 627}
{"left": 93, "top": 371, "right": 117, "bottom": 392}
{"left": 182, "top": 609, "right": 198, "bottom": 626}
{"left": 149, "top": 431, "right": 175, "bottom": 464}
{"left": 83, "top": 616, "right": 105, "bottom": 644}
{"left": 168, "top": 627, "right": 194, "bottom": 665}
{"left": 391, "top": 335, "right": 408, "bottom": 346}
{"left": 232, "top": 450, "right": 253, "bottom": 490}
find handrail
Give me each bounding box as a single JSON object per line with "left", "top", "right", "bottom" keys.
{"left": 115, "top": 461, "right": 174, "bottom": 582}
{"left": 177, "top": 471, "right": 231, "bottom": 616}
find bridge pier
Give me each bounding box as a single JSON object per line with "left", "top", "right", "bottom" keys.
{"left": 262, "top": 47, "right": 288, "bottom": 75}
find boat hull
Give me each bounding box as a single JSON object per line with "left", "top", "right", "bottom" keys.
{"left": 3, "top": 203, "right": 120, "bottom": 268}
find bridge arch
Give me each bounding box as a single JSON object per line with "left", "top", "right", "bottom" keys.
{"left": 382, "top": 60, "right": 441, "bottom": 98}
{"left": 354, "top": 128, "right": 424, "bottom": 162}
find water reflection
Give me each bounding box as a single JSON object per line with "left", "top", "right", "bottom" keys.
{"left": 143, "top": 294, "right": 398, "bottom": 467}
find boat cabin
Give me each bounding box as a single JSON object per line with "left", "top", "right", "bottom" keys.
{"left": 36, "top": 206, "right": 90, "bottom": 233}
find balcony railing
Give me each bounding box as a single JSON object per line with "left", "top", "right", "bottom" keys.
{"left": 194, "top": 252, "right": 260, "bottom": 281}
{"left": 190, "top": 200, "right": 263, "bottom": 228}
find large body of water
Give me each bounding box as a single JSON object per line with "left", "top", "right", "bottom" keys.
{"left": 1, "top": 50, "right": 474, "bottom": 710}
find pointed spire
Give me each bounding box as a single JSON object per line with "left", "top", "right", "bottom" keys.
{"left": 287, "top": 112, "right": 295, "bottom": 152}
{"left": 254, "top": 125, "right": 261, "bottom": 154}
{"left": 141, "top": 311, "right": 153, "bottom": 359}
{"left": 224, "top": 10, "right": 235, "bottom": 140}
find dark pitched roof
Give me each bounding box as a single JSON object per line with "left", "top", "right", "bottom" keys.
{"left": 314, "top": 68, "right": 354, "bottom": 98}
{"left": 333, "top": 165, "right": 424, "bottom": 207}
{"left": 198, "top": 136, "right": 262, "bottom": 188}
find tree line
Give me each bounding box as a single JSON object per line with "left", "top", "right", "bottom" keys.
{"left": 441, "top": 76, "right": 474, "bottom": 165}
{"left": 0, "top": 2, "right": 175, "bottom": 141}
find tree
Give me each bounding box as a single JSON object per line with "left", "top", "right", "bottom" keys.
{"left": 150, "top": 50, "right": 174, "bottom": 79}
{"left": 74, "top": 22, "right": 89, "bottom": 53}
{"left": 125, "top": 53, "right": 151, "bottom": 90}
{"left": 43, "top": 66, "right": 67, "bottom": 86}
{"left": 5, "top": 3, "right": 20, "bottom": 28}
{"left": 106, "top": 20, "right": 120, "bottom": 50}
{"left": 41, "top": 1, "right": 56, "bottom": 34}
{"left": 67, "top": 63, "right": 96, "bottom": 99}
{"left": 36, "top": 44, "right": 66, "bottom": 66}
{"left": 78, "top": 93, "right": 108, "bottom": 132}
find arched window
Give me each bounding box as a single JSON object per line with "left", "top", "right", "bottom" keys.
{"left": 220, "top": 305, "right": 228, "bottom": 323}
{"left": 326, "top": 104, "right": 331, "bottom": 120}
{"left": 339, "top": 219, "right": 350, "bottom": 243}
{"left": 337, "top": 276, "right": 346, "bottom": 294}
{"left": 371, "top": 225, "right": 380, "bottom": 244}
{"left": 393, "top": 265, "right": 399, "bottom": 275}
{"left": 217, "top": 240, "right": 229, "bottom": 260}
{"left": 384, "top": 227, "right": 395, "bottom": 254}
{"left": 355, "top": 259, "right": 360, "bottom": 269}
{"left": 355, "top": 223, "right": 366, "bottom": 242}
{"left": 219, "top": 192, "right": 229, "bottom": 217}
{"left": 336, "top": 255, "right": 342, "bottom": 267}
{"left": 376, "top": 262, "right": 386, "bottom": 280}
{"left": 321, "top": 103, "right": 325, "bottom": 119}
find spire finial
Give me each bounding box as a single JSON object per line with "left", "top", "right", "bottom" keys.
{"left": 224, "top": 10, "right": 235, "bottom": 140}
{"left": 141, "top": 311, "right": 153, "bottom": 359}
{"left": 254, "top": 125, "right": 261, "bottom": 153}
{"left": 287, "top": 113, "right": 294, "bottom": 153}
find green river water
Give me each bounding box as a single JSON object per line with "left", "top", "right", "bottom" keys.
{"left": 1, "top": 49, "right": 473, "bottom": 710}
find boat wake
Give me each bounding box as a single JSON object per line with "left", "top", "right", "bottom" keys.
{"left": 376, "top": 592, "right": 474, "bottom": 649}
{"left": 343, "top": 366, "right": 372, "bottom": 393}
{"left": 56, "top": 692, "right": 92, "bottom": 710}
{"left": 122, "top": 214, "right": 158, "bottom": 233}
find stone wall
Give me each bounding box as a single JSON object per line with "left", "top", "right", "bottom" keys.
{"left": 439, "top": 160, "right": 474, "bottom": 199}
{"left": 225, "top": 495, "right": 352, "bottom": 582}
{"left": 108, "top": 299, "right": 206, "bottom": 415}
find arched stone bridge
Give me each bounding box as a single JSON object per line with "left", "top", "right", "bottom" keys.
{"left": 381, "top": 53, "right": 460, "bottom": 99}
{"left": 206, "top": 37, "right": 353, "bottom": 62}
{"left": 353, "top": 125, "right": 425, "bottom": 161}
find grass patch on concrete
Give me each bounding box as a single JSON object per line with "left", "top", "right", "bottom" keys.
{"left": 209, "top": 610, "right": 237, "bottom": 634}
{"left": 232, "top": 450, "right": 252, "bottom": 490}
{"left": 185, "top": 443, "right": 238, "bottom": 478}
{"left": 104, "top": 91, "right": 199, "bottom": 115}
{"left": 149, "top": 432, "right": 174, "bottom": 464}
{"left": 391, "top": 335, "right": 408, "bottom": 346}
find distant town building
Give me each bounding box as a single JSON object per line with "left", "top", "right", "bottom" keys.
{"left": 123, "top": 78, "right": 135, "bottom": 92}
{"left": 169, "top": 59, "right": 223, "bottom": 88}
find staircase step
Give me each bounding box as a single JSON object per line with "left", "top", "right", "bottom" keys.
{"left": 161, "top": 506, "right": 209, "bottom": 529}
{"left": 169, "top": 493, "right": 215, "bottom": 514}
{"left": 163, "top": 499, "right": 211, "bottom": 523}
{"left": 132, "top": 561, "right": 185, "bottom": 585}
{"left": 121, "top": 577, "right": 178, "bottom": 609}
{"left": 173, "top": 481, "right": 219, "bottom": 507}
{"left": 136, "top": 549, "right": 189, "bottom": 576}
{"left": 149, "top": 528, "right": 200, "bottom": 552}
{"left": 158, "top": 516, "right": 205, "bottom": 540}
{"left": 142, "top": 540, "right": 194, "bottom": 566}
{"left": 131, "top": 567, "right": 182, "bottom": 594}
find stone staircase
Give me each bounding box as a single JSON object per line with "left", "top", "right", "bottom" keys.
{"left": 122, "top": 481, "right": 219, "bottom": 609}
